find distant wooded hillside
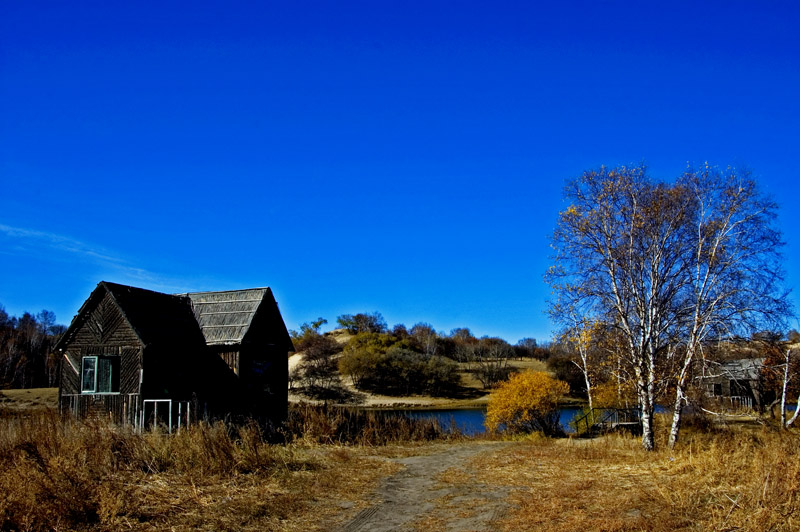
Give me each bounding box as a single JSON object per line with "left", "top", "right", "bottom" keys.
{"left": 0, "top": 306, "right": 65, "bottom": 389}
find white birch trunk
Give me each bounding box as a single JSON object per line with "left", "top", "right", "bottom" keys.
{"left": 644, "top": 385, "right": 656, "bottom": 450}
{"left": 635, "top": 358, "right": 655, "bottom": 451}
{"left": 584, "top": 371, "right": 593, "bottom": 413}
{"left": 668, "top": 389, "right": 684, "bottom": 449}
{"left": 668, "top": 342, "right": 698, "bottom": 448}
{"left": 787, "top": 396, "right": 800, "bottom": 427}
{"left": 781, "top": 349, "right": 790, "bottom": 429}
{"left": 640, "top": 394, "right": 655, "bottom": 451}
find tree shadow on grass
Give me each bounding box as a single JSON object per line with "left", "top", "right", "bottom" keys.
{"left": 432, "top": 384, "right": 487, "bottom": 400}
{"left": 296, "top": 385, "right": 367, "bottom": 405}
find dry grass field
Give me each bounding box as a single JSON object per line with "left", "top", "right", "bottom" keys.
{"left": 424, "top": 422, "right": 800, "bottom": 532}
{"left": 0, "top": 406, "right": 450, "bottom": 532}
{"left": 0, "top": 388, "right": 58, "bottom": 412}
{"left": 2, "top": 390, "right": 797, "bottom": 531}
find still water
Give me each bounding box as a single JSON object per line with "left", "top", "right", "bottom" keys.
{"left": 393, "top": 405, "right": 677, "bottom": 436}
{"left": 389, "top": 407, "right": 585, "bottom": 436}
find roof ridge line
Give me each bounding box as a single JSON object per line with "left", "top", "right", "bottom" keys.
{"left": 177, "top": 287, "right": 270, "bottom": 296}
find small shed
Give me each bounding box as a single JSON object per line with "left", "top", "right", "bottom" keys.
{"left": 57, "top": 282, "right": 293, "bottom": 429}
{"left": 701, "top": 358, "right": 766, "bottom": 409}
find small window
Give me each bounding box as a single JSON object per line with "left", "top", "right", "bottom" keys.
{"left": 81, "top": 356, "right": 119, "bottom": 393}
{"left": 81, "top": 357, "right": 97, "bottom": 392}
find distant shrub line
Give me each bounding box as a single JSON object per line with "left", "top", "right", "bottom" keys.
{"left": 291, "top": 313, "right": 553, "bottom": 398}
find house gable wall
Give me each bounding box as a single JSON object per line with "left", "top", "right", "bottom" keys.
{"left": 58, "top": 289, "right": 145, "bottom": 424}
{"left": 237, "top": 298, "right": 292, "bottom": 422}
{"left": 59, "top": 290, "right": 144, "bottom": 396}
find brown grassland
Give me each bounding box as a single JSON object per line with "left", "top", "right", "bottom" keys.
{"left": 0, "top": 392, "right": 798, "bottom": 531}
{"left": 0, "top": 403, "right": 458, "bottom": 532}
{"left": 430, "top": 421, "right": 800, "bottom": 531}
{"left": 0, "top": 388, "right": 59, "bottom": 412}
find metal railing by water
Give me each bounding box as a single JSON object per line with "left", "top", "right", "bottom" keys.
{"left": 572, "top": 408, "right": 642, "bottom": 437}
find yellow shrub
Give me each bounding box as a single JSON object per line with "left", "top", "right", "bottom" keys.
{"left": 485, "top": 371, "right": 569, "bottom": 436}
{"left": 592, "top": 380, "right": 637, "bottom": 409}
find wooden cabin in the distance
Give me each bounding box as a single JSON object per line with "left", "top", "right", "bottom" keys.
{"left": 56, "top": 282, "right": 294, "bottom": 429}
{"left": 700, "top": 358, "right": 768, "bottom": 410}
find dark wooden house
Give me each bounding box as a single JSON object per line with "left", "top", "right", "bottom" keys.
{"left": 57, "top": 282, "right": 293, "bottom": 429}
{"left": 701, "top": 358, "right": 766, "bottom": 409}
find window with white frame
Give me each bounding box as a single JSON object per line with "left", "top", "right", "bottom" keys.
{"left": 81, "top": 356, "right": 120, "bottom": 393}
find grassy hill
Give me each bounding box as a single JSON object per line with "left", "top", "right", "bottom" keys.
{"left": 289, "top": 329, "right": 550, "bottom": 408}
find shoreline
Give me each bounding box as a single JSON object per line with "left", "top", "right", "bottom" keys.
{"left": 288, "top": 393, "right": 588, "bottom": 411}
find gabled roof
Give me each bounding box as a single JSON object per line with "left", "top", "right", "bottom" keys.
{"left": 701, "top": 358, "right": 765, "bottom": 382}
{"left": 105, "top": 282, "right": 207, "bottom": 348}
{"left": 719, "top": 358, "right": 764, "bottom": 381}
{"left": 57, "top": 282, "right": 293, "bottom": 352}
{"left": 56, "top": 282, "right": 205, "bottom": 351}
{"left": 183, "top": 288, "right": 272, "bottom": 346}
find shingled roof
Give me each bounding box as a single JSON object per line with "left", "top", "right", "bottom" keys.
{"left": 105, "top": 282, "right": 207, "bottom": 348}
{"left": 57, "top": 282, "right": 292, "bottom": 352}
{"left": 56, "top": 282, "right": 207, "bottom": 351}
{"left": 718, "top": 358, "right": 765, "bottom": 381}
{"left": 183, "top": 288, "right": 273, "bottom": 346}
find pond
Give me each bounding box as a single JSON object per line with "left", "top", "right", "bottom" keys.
{"left": 387, "top": 407, "right": 586, "bottom": 436}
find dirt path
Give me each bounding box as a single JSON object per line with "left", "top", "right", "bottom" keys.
{"left": 338, "top": 441, "right": 514, "bottom": 532}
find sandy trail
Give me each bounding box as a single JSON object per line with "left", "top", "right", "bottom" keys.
{"left": 338, "top": 441, "right": 513, "bottom": 532}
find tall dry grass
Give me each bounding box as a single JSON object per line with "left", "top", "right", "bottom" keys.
{"left": 662, "top": 426, "right": 800, "bottom": 531}
{"left": 6, "top": 405, "right": 794, "bottom": 531}
{"left": 0, "top": 412, "right": 312, "bottom": 530}
{"left": 0, "top": 405, "right": 448, "bottom": 531}
{"left": 285, "top": 403, "right": 456, "bottom": 445}
{"left": 472, "top": 417, "right": 800, "bottom": 531}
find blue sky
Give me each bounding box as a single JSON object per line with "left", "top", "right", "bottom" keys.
{"left": 1, "top": 1, "right": 798, "bottom": 342}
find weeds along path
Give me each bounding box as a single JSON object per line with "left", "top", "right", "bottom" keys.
{"left": 338, "top": 441, "right": 514, "bottom": 532}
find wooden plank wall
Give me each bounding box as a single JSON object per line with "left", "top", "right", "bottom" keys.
{"left": 59, "top": 290, "right": 145, "bottom": 424}
{"left": 60, "top": 291, "right": 143, "bottom": 396}
{"left": 218, "top": 351, "right": 240, "bottom": 375}
{"left": 60, "top": 393, "right": 141, "bottom": 425}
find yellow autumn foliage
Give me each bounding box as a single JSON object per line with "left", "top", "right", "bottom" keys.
{"left": 592, "top": 380, "right": 638, "bottom": 409}
{"left": 485, "top": 371, "right": 569, "bottom": 436}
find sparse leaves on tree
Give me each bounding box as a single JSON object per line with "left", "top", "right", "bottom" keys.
{"left": 546, "top": 164, "right": 791, "bottom": 450}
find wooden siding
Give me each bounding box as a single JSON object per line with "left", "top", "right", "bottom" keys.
{"left": 69, "top": 291, "right": 141, "bottom": 347}
{"left": 59, "top": 352, "right": 81, "bottom": 396}
{"left": 59, "top": 291, "right": 144, "bottom": 397}
{"left": 239, "top": 345, "right": 289, "bottom": 422}
{"left": 58, "top": 282, "right": 291, "bottom": 426}
{"left": 60, "top": 393, "right": 141, "bottom": 425}
{"left": 218, "top": 351, "right": 240, "bottom": 375}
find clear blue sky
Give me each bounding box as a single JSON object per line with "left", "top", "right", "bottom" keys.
{"left": 1, "top": 1, "right": 798, "bottom": 343}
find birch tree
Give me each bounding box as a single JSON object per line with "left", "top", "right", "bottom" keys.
{"left": 781, "top": 348, "right": 798, "bottom": 427}
{"left": 558, "top": 312, "right": 600, "bottom": 413}
{"left": 547, "top": 164, "right": 790, "bottom": 451}
{"left": 547, "top": 165, "right": 687, "bottom": 450}
{"left": 667, "top": 167, "right": 788, "bottom": 447}
{"left": 762, "top": 344, "right": 800, "bottom": 428}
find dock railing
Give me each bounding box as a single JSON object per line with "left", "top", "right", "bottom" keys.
{"left": 572, "top": 407, "right": 642, "bottom": 437}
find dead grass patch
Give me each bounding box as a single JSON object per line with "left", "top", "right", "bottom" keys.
{"left": 0, "top": 388, "right": 58, "bottom": 412}
{"left": 5, "top": 405, "right": 798, "bottom": 531}
{"left": 0, "top": 412, "right": 402, "bottom": 531}
{"left": 286, "top": 403, "right": 457, "bottom": 445}
{"left": 432, "top": 428, "right": 800, "bottom": 532}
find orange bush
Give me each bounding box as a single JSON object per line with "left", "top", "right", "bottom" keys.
{"left": 485, "top": 371, "right": 569, "bottom": 436}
